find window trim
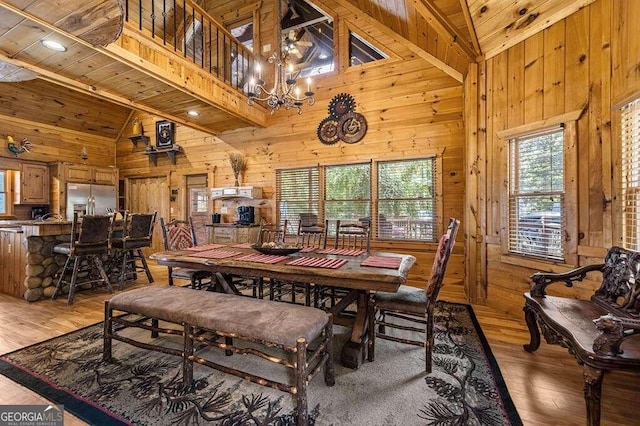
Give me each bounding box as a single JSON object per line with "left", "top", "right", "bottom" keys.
{"left": 616, "top": 94, "right": 640, "bottom": 250}
{"left": 497, "top": 109, "right": 582, "bottom": 266}
{"left": 275, "top": 152, "right": 443, "bottom": 244}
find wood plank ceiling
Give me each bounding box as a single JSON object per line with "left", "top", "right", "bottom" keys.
{"left": 0, "top": 0, "right": 596, "bottom": 140}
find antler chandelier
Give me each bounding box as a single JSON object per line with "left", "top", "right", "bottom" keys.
{"left": 247, "top": 0, "right": 315, "bottom": 115}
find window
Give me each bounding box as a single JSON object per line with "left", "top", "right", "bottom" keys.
{"left": 621, "top": 98, "right": 640, "bottom": 250}
{"left": 349, "top": 31, "right": 387, "bottom": 66}
{"left": 276, "top": 158, "right": 439, "bottom": 242}
{"left": 276, "top": 167, "right": 320, "bottom": 234}
{"left": 508, "top": 128, "right": 565, "bottom": 260}
{"left": 377, "top": 159, "right": 437, "bottom": 241}
{"left": 0, "top": 170, "right": 6, "bottom": 214}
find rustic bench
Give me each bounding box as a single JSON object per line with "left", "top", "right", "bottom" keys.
{"left": 523, "top": 246, "right": 640, "bottom": 426}
{"left": 103, "top": 286, "right": 335, "bottom": 426}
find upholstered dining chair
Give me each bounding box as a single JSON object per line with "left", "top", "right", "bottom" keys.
{"left": 111, "top": 211, "right": 156, "bottom": 290}
{"left": 51, "top": 213, "right": 114, "bottom": 305}
{"left": 159, "top": 217, "right": 212, "bottom": 289}
{"left": 367, "top": 217, "right": 460, "bottom": 373}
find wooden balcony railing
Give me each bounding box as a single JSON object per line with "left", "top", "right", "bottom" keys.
{"left": 124, "top": 0, "right": 256, "bottom": 94}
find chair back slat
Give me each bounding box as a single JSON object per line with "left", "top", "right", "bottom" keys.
{"left": 297, "top": 219, "right": 328, "bottom": 249}
{"left": 334, "top": 220, "right": 371, "bottom": 251}
{"left": 425, "top": 218, "right": 460, "bottom": 302}
{"left": 258, "top": 220, "right": 288, "bottom": 245}
{"left": 160, "top": 218, "right": 196, "bottom": 250}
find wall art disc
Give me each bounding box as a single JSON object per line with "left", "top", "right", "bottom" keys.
{"left": 337, "top": 112, "right": 367, "bottom": 144}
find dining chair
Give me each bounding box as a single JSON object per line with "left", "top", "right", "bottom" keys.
{"left": 51, "top": 213, "right": 114, "bottom": 305}
{"left": 257, "top": 219, "right": 288, "bottom": 245}
{"left": 367, "top": 217, "right": 460, "bottom": 373}
{"left": 159, "top": 217, "right": 212, "bottom": 289}
{"left": 286, "top": 219, "right": 329, "bottom": 306}
{"left": 316, "top": 220, "right": 371, "bottom": 310}
{"left": 110, "top": 211, "right": 156, "bottom": 290}
{"left": 334, "top": 220, "right": 371, "bottom": 251}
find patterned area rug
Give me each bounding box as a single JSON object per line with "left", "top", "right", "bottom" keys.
{"left": 0, "top": 302, "right": 521, "bottom": 425}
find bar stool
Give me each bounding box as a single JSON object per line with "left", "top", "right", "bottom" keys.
{"left": 51, "top": 213, "right": 114, "bottom": 305}
{"left": 111, "top": 211, "right": 156, "bottom": 290}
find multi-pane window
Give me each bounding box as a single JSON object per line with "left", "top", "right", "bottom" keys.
{"left": 276, "top": 159, "right": 438, "bottom": 242}
{"left": 508, "top": 128, "right": 565, "bottom": 260}
{"left": 276, "top": 167, "right": 320, "bottom": 234}
{"left": 0, "top": 171, "right": 6, "bottom": 214}
{"left": 621, "top": 98, "right": 640, "bottom": 250}
{"left": 377, "top": 159, "right": 437, "bottom": 241}
{"left": 324, "top": 164, "right": 371, "bottom": 229}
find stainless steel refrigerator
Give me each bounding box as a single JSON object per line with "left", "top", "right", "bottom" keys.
{"left": 66, "top": 183, "right": 117, "bottom": 219}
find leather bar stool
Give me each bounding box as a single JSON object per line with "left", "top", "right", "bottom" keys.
{"left": 110, "top": 211, "right": 157, "bottom": 290}
{"left": 51, "top": 213, "right": 114, "bottom": 305}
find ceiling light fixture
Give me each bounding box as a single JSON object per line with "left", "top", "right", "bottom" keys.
{"left": 247, "top": 0, "right": 314, "bottom": 115}
{"left": 187, "top": 110, "right": 199, "bottom": 117}
{"left": 41, "top": 39, "right": 67, "bottom": 52}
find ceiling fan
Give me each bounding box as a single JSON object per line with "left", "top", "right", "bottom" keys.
{"left": 283, "top": 28, "right": 313, "bottom": 58}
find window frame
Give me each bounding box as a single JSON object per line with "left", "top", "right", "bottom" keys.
{"left": 497, "top": 110, "right": 581, "bottom": 267}
{"left": 617, "top": 95, "right": 640, "bottom": 250}
{"left": 275, "top": 153, "right": 443, "bottom": 244}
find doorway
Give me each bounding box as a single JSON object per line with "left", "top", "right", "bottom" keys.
{"left": 186, "top": 174, "right": 210, "bottom": 245}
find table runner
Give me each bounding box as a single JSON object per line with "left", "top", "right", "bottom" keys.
{"left": 286, "top": 257, "right": 348, "bottom": 269}
{"left": 190, "top": 250, "right": 242, "bottom": 259}
{"left": 361, "top": 255, "right": 402, "bottom": 269}
{"left": 183, "top": 244, "right": 227, "bottom": 252}
{"left": 234, "top": 253, "right": 290, "bottom": 264}
{"left": 316, "top": 248, "right": 365, "bottom": 256}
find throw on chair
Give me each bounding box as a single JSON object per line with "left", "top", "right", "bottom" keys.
{"left": 367, "top": 217, "right": 460, "bottom": 373}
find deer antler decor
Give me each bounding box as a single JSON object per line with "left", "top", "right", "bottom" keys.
{"left": 229, "top": 153, "right": 246, "bottom": 187}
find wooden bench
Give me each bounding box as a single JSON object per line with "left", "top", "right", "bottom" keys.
{"left": 103, "top": 286, "right": 335, "bottom": 426}
{"left": 523, "top": 246, "right": 640, "bottom": 426}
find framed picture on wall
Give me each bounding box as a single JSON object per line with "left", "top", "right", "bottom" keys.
{"left": 155, "top": 120, "right": 175, "bottom": 148}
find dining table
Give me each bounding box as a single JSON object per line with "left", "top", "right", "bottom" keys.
{"left": 150, "top": 244, "right": 416, "bottom": 369}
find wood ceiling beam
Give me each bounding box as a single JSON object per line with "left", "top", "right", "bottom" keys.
{"left": 458, "top": 0, "right": 482, "bottom": 57}
{"left": 409, "top": 0, "right": 478, "bottom": 60}
{"left": 325, "top": 0, "right": 463, "bottom": 83}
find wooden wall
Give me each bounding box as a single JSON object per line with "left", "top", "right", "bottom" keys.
{"left": 469, "top": 0, "right": 640, "bottom": 316}
{"left": 116, "top": 53, "right": 466, "bottom": 288}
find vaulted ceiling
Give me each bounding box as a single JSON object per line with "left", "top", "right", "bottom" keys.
{"left": 0, "top": 0, "right": 595, "bottom": 140}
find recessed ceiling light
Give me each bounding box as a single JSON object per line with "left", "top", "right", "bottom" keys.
{"left": 187, "top": 110, "right": 199, "bottom": 117}
{"left": 41, "top": 39, "right": 67, "bottom": 52}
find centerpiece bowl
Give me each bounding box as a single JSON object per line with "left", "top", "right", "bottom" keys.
{"left": 251, "top": 244, "right": 302, "bottom": 255}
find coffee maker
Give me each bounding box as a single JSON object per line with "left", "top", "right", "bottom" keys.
{"left": 236, "top": 206, "right": 255, "bottom": 225}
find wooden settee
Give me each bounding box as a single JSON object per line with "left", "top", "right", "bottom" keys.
{"left": 523, "top": 246, "right": 640, "bottom": 426}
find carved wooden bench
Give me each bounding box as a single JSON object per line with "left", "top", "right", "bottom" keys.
{"left": 523, "top": 246, "right": 640, "bottom": 426}
{"left": 103, "top": 286, "right": 334, "bottom": 426}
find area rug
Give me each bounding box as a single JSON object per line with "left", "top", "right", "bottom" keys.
{"left": 0, "top": 302, "right": 522, "bottom": 425}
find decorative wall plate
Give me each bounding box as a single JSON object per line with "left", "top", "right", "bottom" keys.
{"left": 337, "top": 112, "right": 367, "bottom": 144}
{"left": 317, "top": 117, "right": 340, "bottom": 145}
{"left": 328, "top": 93, "right": 356, "bottom": 119}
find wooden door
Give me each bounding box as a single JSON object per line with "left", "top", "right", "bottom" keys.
{"left": 127, "top": 176, "right": 169, "bottom": 254}
{"left": 187, "top": 174, "right": 209, "bottom": 245}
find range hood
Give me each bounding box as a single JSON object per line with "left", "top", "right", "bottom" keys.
{"left": 211, "top": 186, "right": 262, "bottom": 199}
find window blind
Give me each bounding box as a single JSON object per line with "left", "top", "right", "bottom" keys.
{"left": 325, "top": 163, "right": 371, "bottom": 232}
{"left": 508, "top": 128, "right": 565, "bottom": 260}
{"left": 276, "top": 167, "right": 320, "bottom": 234}
{"left": 377, "top": 158, "right": 437, "bottom": 241}
{"left": 621, "top": 98, "right": 640, "bottom": 250}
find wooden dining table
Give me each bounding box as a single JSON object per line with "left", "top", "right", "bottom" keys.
{"left": 150, "top": 245, "right": 416, "bottom": 369}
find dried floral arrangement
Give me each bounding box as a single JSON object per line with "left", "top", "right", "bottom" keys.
{"left": 229, "top": 153, "right": 246, "bottom": 186}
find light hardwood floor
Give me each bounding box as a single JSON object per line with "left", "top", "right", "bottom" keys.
{"left": 0, "top": 265, "right": 637, "bottom": 425}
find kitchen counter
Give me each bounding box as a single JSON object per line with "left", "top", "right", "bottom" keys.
{"left": 0, "top": 220, "right": 73, "bottom": 301}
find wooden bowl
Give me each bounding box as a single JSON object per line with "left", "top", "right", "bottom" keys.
{"left": 251, "top": 244, "right": 302, "bottom": 255}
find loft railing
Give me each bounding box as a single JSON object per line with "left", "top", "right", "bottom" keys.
{"left": 124, "top": 0, "right": 255, "bottom": 94}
